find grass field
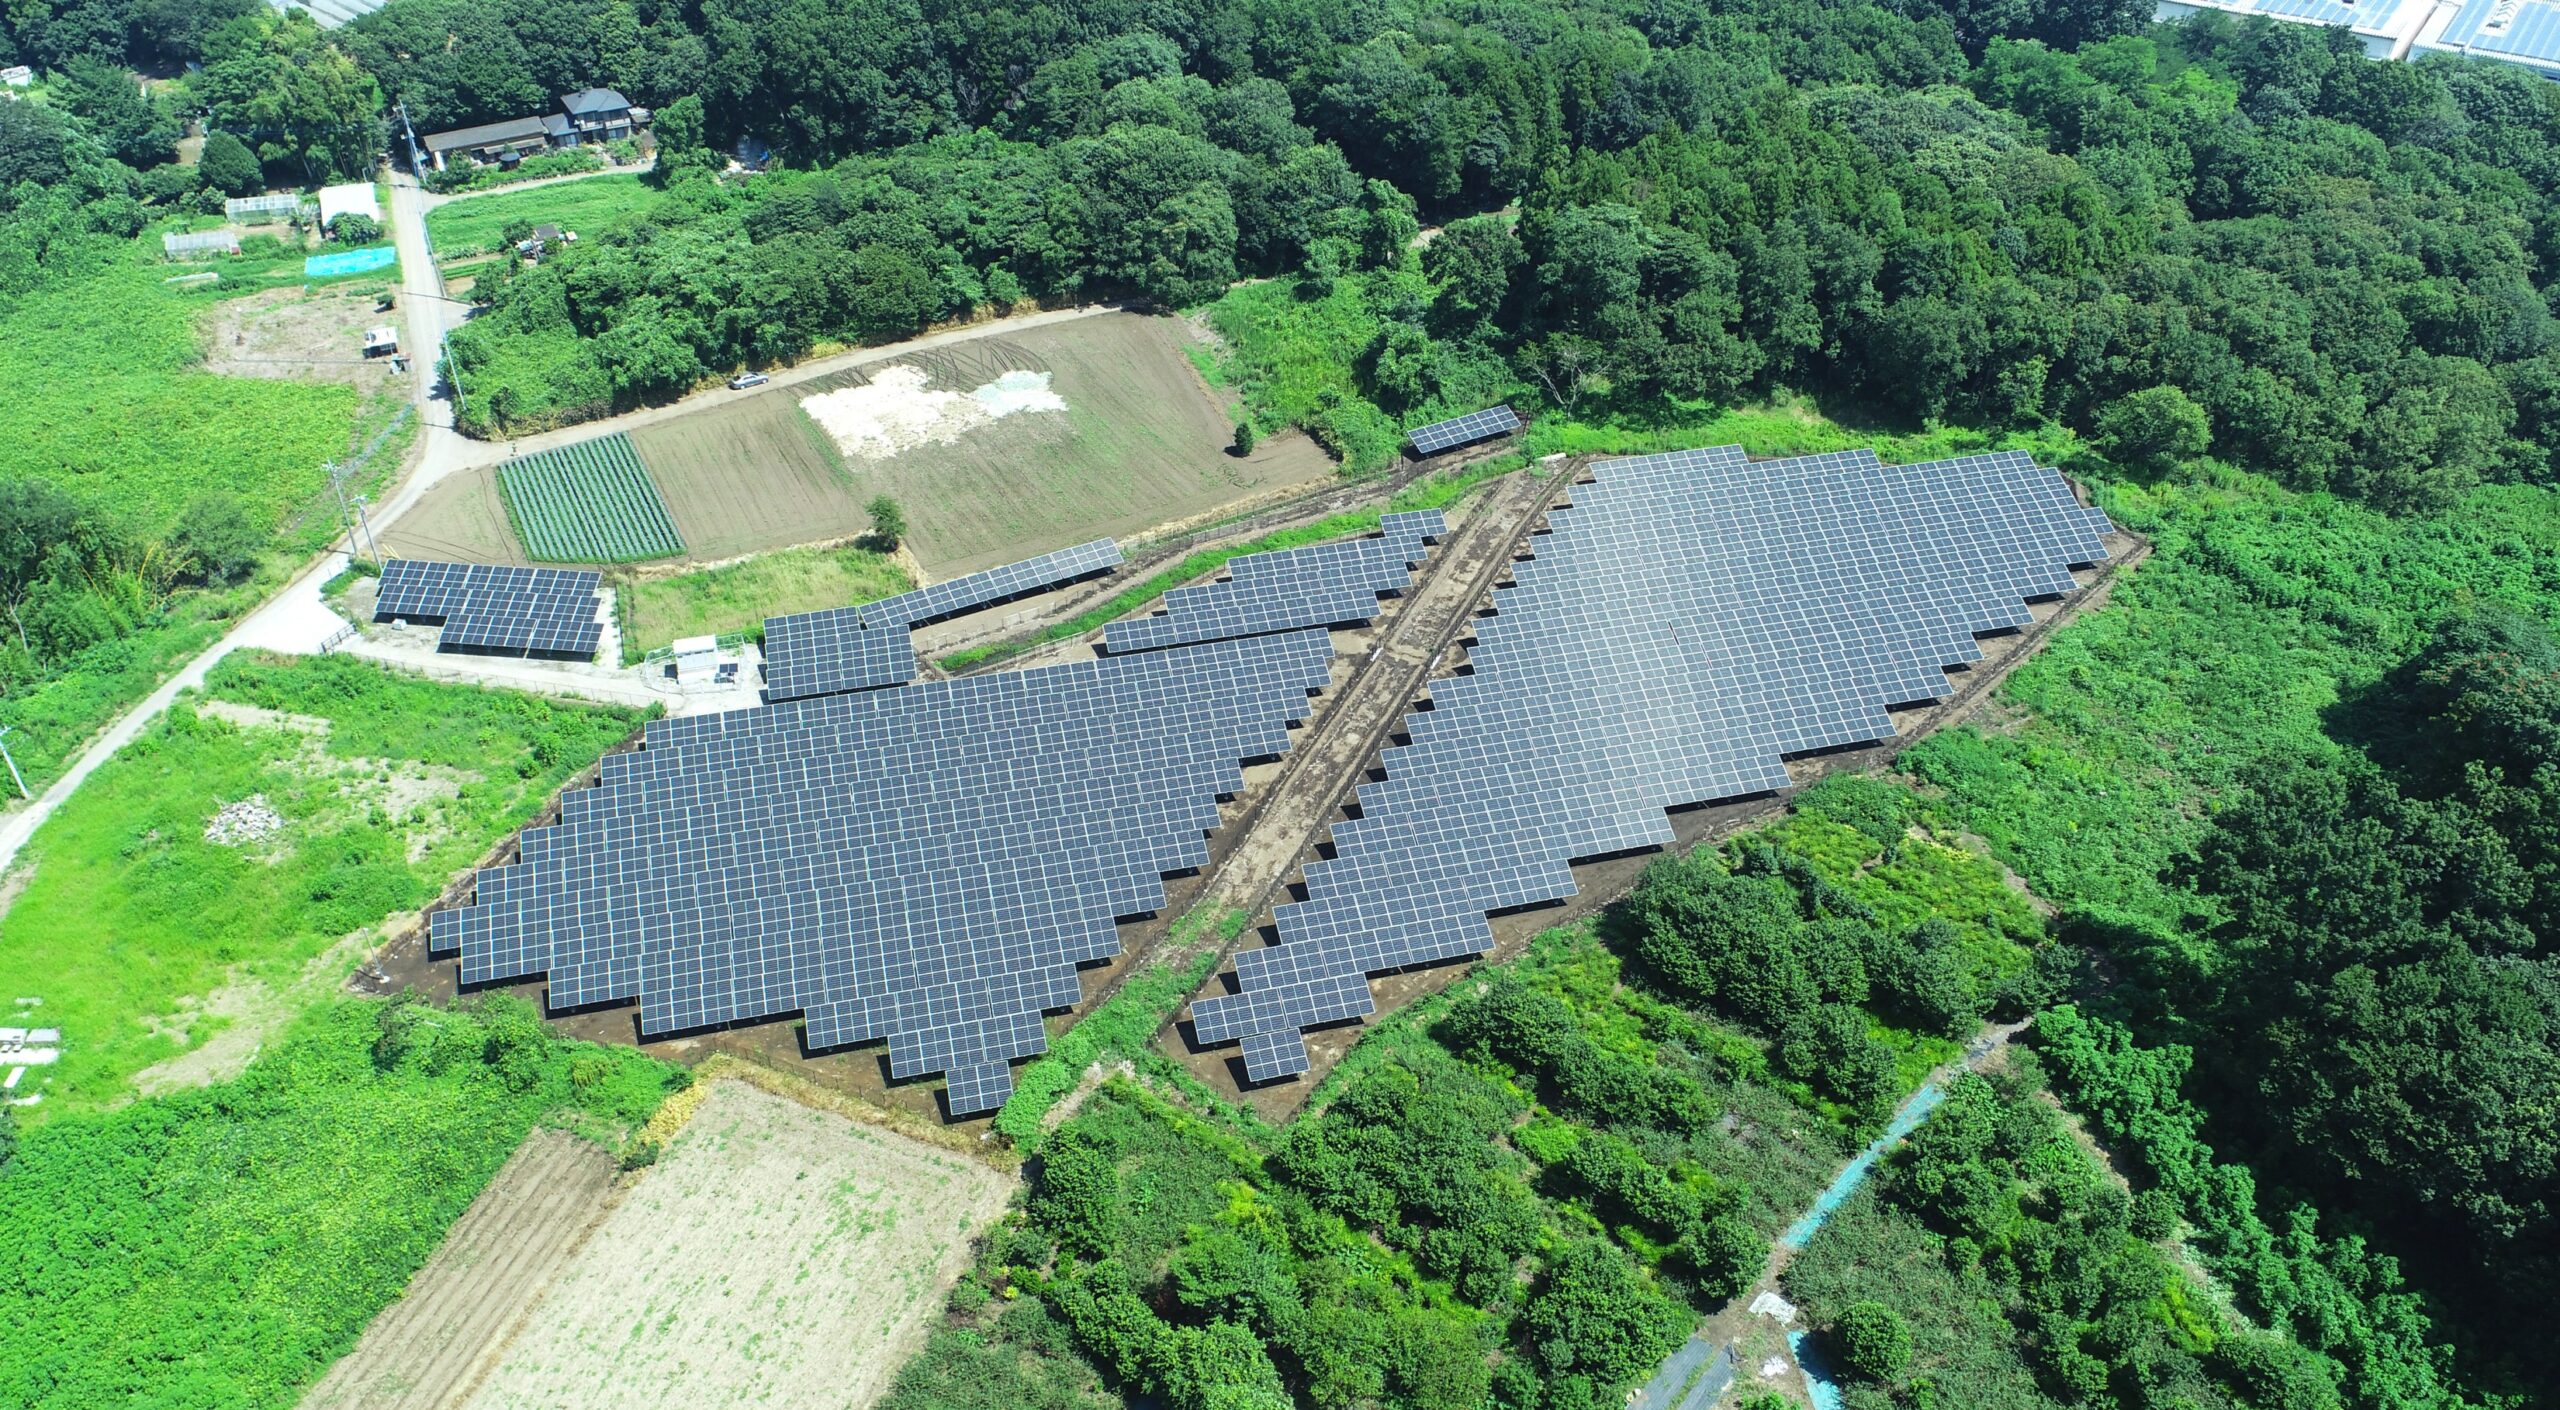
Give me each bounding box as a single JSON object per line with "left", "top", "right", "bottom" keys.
{"left": 496, "top": 431, "right": 687, "bottom": 561}
{"left": 644, "top": 313, "right": 1334, "bottom": 576}
{"left": 455, "top": 1081, "right": 1011, "bottom": 1410}
{"left": 0, "top": 653, "right": 647, "bottom": 1116}
{"left": 425, "top": 175, "right": 661, "bottom": 257}
{"left": 0, "top": 250, "right": 361, "bottom": 533}
{"left": 618, "top": 542, "right": 911, "bottom": 659}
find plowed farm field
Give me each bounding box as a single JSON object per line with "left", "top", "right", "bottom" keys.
{"left": 642, "top": 312, "right": 1336, "bottom": 575}
{"left": 458, "top": 1082, "right": 1010, "bottom": 1410}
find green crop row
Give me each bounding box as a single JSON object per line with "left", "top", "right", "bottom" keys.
{"left": 495, "top": 432, "right": 685, "bottom": 562}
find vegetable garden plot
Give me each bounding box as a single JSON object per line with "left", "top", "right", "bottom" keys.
{"left": 495, "top": 432, "right": 686, "bottom": 562}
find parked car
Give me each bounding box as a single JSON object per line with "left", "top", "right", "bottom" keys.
{"left": 729, "top": 371, "right": 771, "bottom": 390}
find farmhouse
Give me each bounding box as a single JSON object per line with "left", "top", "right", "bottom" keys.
{"left": 419, "top": 88, "right": 651, "bottom": 170}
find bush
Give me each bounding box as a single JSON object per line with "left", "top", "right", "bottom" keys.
{"left": 197, "top": 130, "right": 262, "bottom": 197}
{"left": 865, "top": 494, "right": 906, "bottom": 551}
{"left": 172, "top": 492, "right": 266, "bottom": 584}
{"left": 1833, "top": 1300, "right": 1912, "bottom": 1381}
{"left": 330, "top": 212, "right": 382, "bottom": 243}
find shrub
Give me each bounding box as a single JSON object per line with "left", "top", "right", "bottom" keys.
{"left": 1833, "top": 1300, "right": 1912, "bottom": 1381}
{"left": 172, "top": 492, "right": 266, "bottom": 585}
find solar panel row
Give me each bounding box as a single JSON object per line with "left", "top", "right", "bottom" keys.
{"left": 1103, "top": 511, "right": 1445, "bottom": 654}
{"left": 1407, "top": 406, "right": 1523, "bottom": 457}
{"left": 760, "top": 614, "right": 917, "bottom": 703}
{"left": 1187, "top": 446, "right": 2115, "bottom": 1080}
{"left": 430, "top": 629, "right": 1336, "bottom": 1115}
{"left": 373, "top": 558, "right": 605, "bottom": 659}
{"left": 856, "top": 539, "right": 1124, "bottom": 630}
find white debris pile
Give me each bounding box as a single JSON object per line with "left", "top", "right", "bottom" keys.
{"left": 204, "top": 794, "right": 285, "bottom": 846}
{"left": 800, "top": 365, "right": 1066, "bottom": 460}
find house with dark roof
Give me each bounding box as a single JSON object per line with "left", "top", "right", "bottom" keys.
{"left": 558, "top": 88, "right": 646, "bottom": 143}
{"left": 418, "top": 89, "right": 653, "bottom": 170}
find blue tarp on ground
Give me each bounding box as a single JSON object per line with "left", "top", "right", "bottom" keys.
{"left": 304, "top": 245, "right": 397, "bottom": 278}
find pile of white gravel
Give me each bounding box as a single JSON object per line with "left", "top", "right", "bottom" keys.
{"left": 204, "top": 794, "right": 285, "bottom": 846}
{"left": 800, "top": 365, "right": 1065, "bottom": 460}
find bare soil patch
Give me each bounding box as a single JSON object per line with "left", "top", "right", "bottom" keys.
{"left": 629, "top": 389, "right": 864, "bottom": 562}
{"left": 380, "top": 471, "right": 532, "bottom": 566}
{"left": 203, "top": 284, "right": 402, "bottom": 389}
{"left": 298, "top": 1129, "right": 621, "bottom": 1410}
{"left": 459, "top": 1081, "right": 1013, "bottom": 1410}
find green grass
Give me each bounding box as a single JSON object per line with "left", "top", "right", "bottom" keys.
{"left": 617, "top": 542, "right": 913, "bottom": 661}
{"left": 1529, "top": 392, "right": 2083, "bottom": 467}
{"left": 0, "top": 653, "right": 650, "bottom": 1116}
{"left": 937, "top": 452, "right": 1521, "bottom": 671}
{"left": 0, "top": 251, "right": 361, "bottom": 534}
{"left": 425, "top": 174, "right": 661, "bottom": 257}
{"left": 495, "top": 432, "right": 686, "bottom": 562}
{"left": 0, "top": 996, "right": 684, "bottom": 1410}
{"left": 163, "top": 239, "right": 397, "bottom": 303}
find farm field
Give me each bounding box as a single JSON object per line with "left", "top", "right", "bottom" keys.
{"left": 457, "top": 1081, "right": 1013, "bottom": 1410}
{"left": 0, "top": 654, "right": 645, "bottom": 1116}
{"left": 618, "top": 542, "right": 912, "bottom": 659}
{"left": 628, "top": 385, "right": 866, "bottom": 560}
{"left": 424, "top": 175, "right": 661, "bottom": 257}
{"left": 647, "top": 312, "right": 1335, "bottom": 575}
{"left": 299, "top": 1128, "right": 622, "bottom": 1410}
{"left": 378, "top": 466, "right": 530, "bottom": 565}
{"left": 496, "top": 432, "right": 686, "bottom": 561}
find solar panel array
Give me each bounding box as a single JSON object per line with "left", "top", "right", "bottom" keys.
{"left": 1189, "top": 447, "right": 2115, "bottom": 1080}
{"left": 760, "top": 614, "right": 916, "bottom": 702}
{"left": 372, "top": 558, "right": 605, "bottom": 659}
{"left": 430, "top": 630, "right": 1335, "bottom": 1115}
{"left": 856, "top": 539, "right": 1123, "bottom": 630}
{"left": 1408, "top": 406, "right": 1523, "bottom": 456}
{"left": 1104, "top": 511, "right": 1445, "bottom": 655}
{"left": 2253, "top": 0, "right": 2408, "bottom": 30}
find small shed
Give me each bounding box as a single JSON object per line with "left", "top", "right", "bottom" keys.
{"left": 317, "top": 182, "right": 381, "bottom": 232}
{"left": 672, "top": 635, "right": 720, "bottom": 684}
{"left": 3, "top": 66, "right": 34, "bottom": 88}
{"left": 162, "top": 229, "right": 240, "bottom": 259}
{"left": 362, "top": 326, "right": 400, "bottom": 357}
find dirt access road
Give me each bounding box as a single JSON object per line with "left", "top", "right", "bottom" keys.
{"left": 1168, "top": 464, "right": 1580, "bottom": 1053}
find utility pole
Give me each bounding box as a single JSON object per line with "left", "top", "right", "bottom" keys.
{"left": 351, "top": 491, "right": 383, "bottom": 563}
{"left": 0, "top": 726, "right": 28, "bottom": 802}
{"left": 325, "top": 459, "right": 376, "bottom": 563}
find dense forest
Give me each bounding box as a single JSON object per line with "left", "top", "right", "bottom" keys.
{"left": 133, "top": 0, "right": 2550, "bottom": 516}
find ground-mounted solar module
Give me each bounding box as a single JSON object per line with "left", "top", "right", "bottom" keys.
{"left": 372, "top": 558, "right": 605, "bottom": 660}
{"left": 1407, "top": 406, "right": 1523, "bottom": 457}
{"left": 429, "top": 629, "right": 1336, "bottom": 1115}
{"left": 856, "top": 539, "right": 1124, "bottom": 630}
{"left": 1103, "top": 511, "right": 1444, "bottom": 654}
{"left": 1188, "top": 446, "right": 2116, "bottom": 1081}
{"left": 759, "top": 613, "right": 917, "bottom": 702}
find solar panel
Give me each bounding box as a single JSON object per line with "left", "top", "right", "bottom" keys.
{"left": 1407, "top": 406, "right": 1523, "bottom": 457}
{"left": 1187, "top": 446, "right": 2115, "bottom": 1081}
{"left": 430, "top": 629, "right": 1336, "bottom": 1116}
{"left": 759, "top": 613, "right": 917, "bottom": 702}
{"left": 1103, "top": 513, "right": 1443, "bottom": 654}
{"left": 857, "top": 539, "right": 1124, "bottom": 631}
{"left": 2428, "top": 0, "right": 2560, "bottom": 65}
{"left": 372, "top": 558, "right": 604, "bottom": 660}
